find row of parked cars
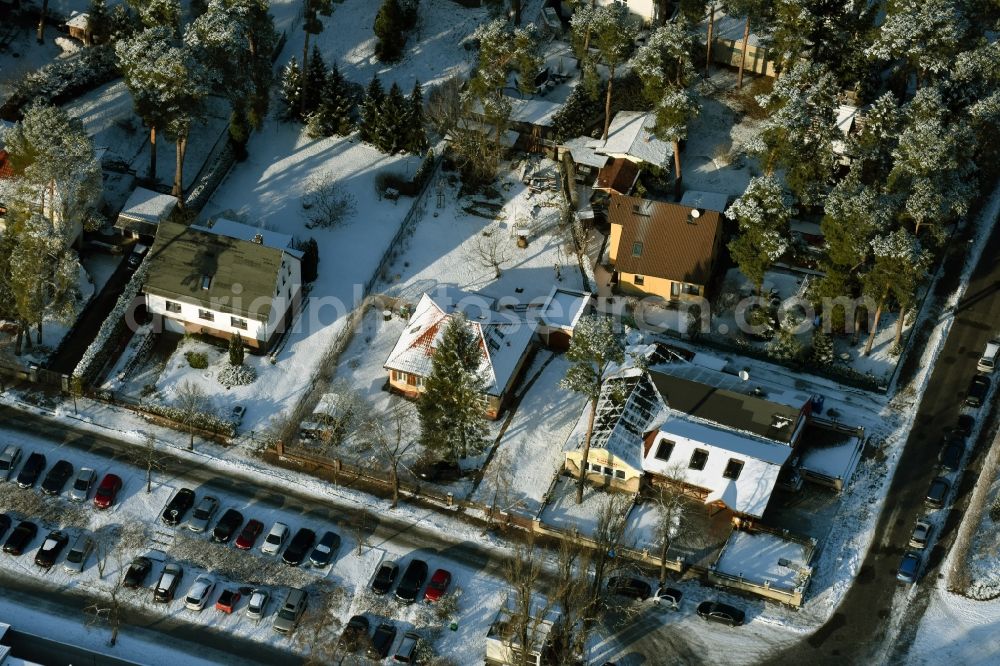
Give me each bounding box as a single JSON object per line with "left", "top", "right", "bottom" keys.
{"left": 339, "top": 615, "right": 422, "bottom": 662}
{"left": 0, "top": 446, "right": 123, "bottom": 508}
{"left": 604, "top": 576, "right": 746, "bottom": 627}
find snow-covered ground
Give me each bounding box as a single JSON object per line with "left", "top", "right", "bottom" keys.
{"left": 538, "top": 476, "right": 626, "bottom": 539}
{"left": 714, "top": 530, "right": 812, "bottom": 592}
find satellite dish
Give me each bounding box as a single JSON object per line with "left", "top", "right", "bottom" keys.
{"left": 691, "top": 209, "right": 701, "bottom": 218}
{"left": 739, "top": 369, "right": 750, "bottom": 381}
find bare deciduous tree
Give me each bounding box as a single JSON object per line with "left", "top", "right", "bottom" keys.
{"left": 293, "top": 582, "right": 348, "bottom": 666}
{"left": 302, "top": 172, "right": 357, "bottom": 229}
{"left": 502, "top": 537, "right": 560, "bottom": 666}
{"left": 175, "top": 380, "right": 210, "bottom": 450}
{"left": 550, "top": 541, "right": 597, "bottom": 665}
{"left": 127, "top": 433, "right": 170, "bottom": 493}
{"left": 468, "top": 225, "right": 512, "bottom": 279}
{"left": 481, "top": 447, "right": 516, "bottom": 528}
{"left": 360, "top": 402, "right": 415, "bottom": 508}
{"left": 349, "top": 507, "right": 373, "bottom": 555}
{"left": 591, "top": 492, "right": 635, "bottom": 596}
{"left": 426, "top": 76, "right": 464, "bottom": 137}
{"left": 651, "top": 464, "right": 689, "bottom": 585}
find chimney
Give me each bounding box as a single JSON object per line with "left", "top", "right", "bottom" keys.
{"left": 251, "top": 233, "right": 264, "bottom": 244}
{"left": 687, "top": 209, "right": 701, "bottom": 225}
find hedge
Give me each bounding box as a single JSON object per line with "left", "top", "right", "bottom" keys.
{"left": 139, "top": 401, "right": 238, "bottom": 438}
{"left": 1, "top": 45, "right": 119, "bottom": 121}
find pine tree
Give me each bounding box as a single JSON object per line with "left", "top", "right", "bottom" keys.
{"left": 280, "top": 58, "right": 304, "bottom": 121}
{"left": 811, "top": 330, "right": 834, "bottom": 366}
{"left": 298, "top": 237, "right": 319, "bottom": 282}
{"left": 88, "top": 0, "right": 111, "bottom": 44}
{"left": 862, "top": 229, "right": 931, "bottom": 355}
{"left": 374, "top": 0, "right": 406, "bottom": 63}
{"left": 725, "top": 176, "right": 793, "bottom": 295}
{"left": 550, "top": 84, "right": 601, "bottom": 143}
{"left": 404, "top": 80, "right": 428, "bottom": 154}
{"left": 302, "top": 46, "right": 327, "bottom": 118}
{"left": 229, "top": 332, "right": 245, "bottom": 366}
{"left": 379, "top": 82, "right": 407, "bottom": 153}
{"left": 300, "top": 0, "right": 334, "bottom": 116}
{"left": 417, "top": 314, "right": 489, "bottom": 462}
{"left": 560, "top": 315, "right": 625, "bottom": 505}
{"left": 359, "top": 76, "right": 385, "bottom": 145}
{"left": 571, "top": 3, "right": 636, "bottom": 140}
{"left": 725, "top": 0, "right": 774, "bottom": 89}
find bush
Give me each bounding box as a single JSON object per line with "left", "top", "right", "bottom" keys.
{"left": 140, "top": 401, "right": 237, "bottom": 437}
{"left": 1, "top": 45, "right": 118, "bottom": 120}
{"left": 218, "top": 364, "right": 256, "bottom": 388}
{"left": 229, "top": 333, "right": 245, "bottom": 366}
{"left": 298, "top": 237, "right": 320, "bottom": 283}
{"left": 185, "top": 351, "right": 209, "bottom": 369}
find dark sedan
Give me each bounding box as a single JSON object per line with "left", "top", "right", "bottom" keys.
{"left": 123, "top": 556, "right": 153, "bottom": 589}
{"left": 40, "top": 460, "right": 73, "bottom": 496}
{"left": 940, "top": 440, "right": 964, "bottom": 472}
{"left": 394, "top": 559, "right": 429, "bottom": 603}
{"left": 697, "top": 601, "right": 745, "bottom": 626}
{"left": 372, "top": 561, "right": 399, "bottom": 595}
{"left": 212, "top": 509, "right": 244, "bottom": 544}
{"left": 34, "top": 530, "right": 70, "bottom": 568}
{"left": 3, "top": 521, "right": 38, "bottom": 556}
{"left": 607, "top": 576, "right": 653, "bottom": 601}
{"left": 16, "top": 453, "right": 46, "bottom": 489}
{"left": 161, "top": 488, "right": 196, "bottom": 526}
{"left": 367, "top": 622, "right": 397, "bottom": 660}
{"left": 926, "top": 476, "right": 950, "bottom": 508}
{"left": 309, "top": 530, "right": 341, "bottom": 568}
{"left": 966, "top": 374, "right": 991, "bottom": 407}
{"left": 282, "top": 528, "right": 317, "bottom": 566}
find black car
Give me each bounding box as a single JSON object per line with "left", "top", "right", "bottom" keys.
{"left": 3, "top": 521, "right": 38, "bottom": 556}
{"left": 123, "top": 556, "right": 153, "bottom": 589}
{"left": 34, "top": 530, "right": 70, "bottom": 568}
{"left": 966, "top": 374, "right": 991, "bottom": 407}
{"left": 415, "top": 460, "right": 462, "bottom": 482}
{"left": 394, "top": 559, "right": 429, "bottom": 603}
{"left": 40, "top": 459, "right": 73, "bottom": 496}
{"left": 16, "top": 452, "right": 46, "bottom": 489}
{"left": 607, "top": 576, "right": 653, "bottom": 601}
{"left": 338, "top": 614, "right": 370, "bottom": 652}
{"left": 161, "top": 488, "right": 196, "bottom": 526}
{"left": 212, "top": 509, "right": 244, "bottom": 543}
{"left": 940, "top": 440, "right": 964, "bottom": 472}
{"left": 696, "top": 600, "right": 745, "bottom": 626}
{"left": 372, "top": 561, "right": 399, "bottom": 595}
{"left": 0, "top": 514, "right": 10, "bottom": 542}
{"left": 367, "top": 622, "right": 397, "bottom": 660}
{"left": 926, "top": 476, "right": 951, "bottom": 508}
{"left": 309, "top": 530, "right": 341, "bottom": 568}
{"left": 955, "top": 414, "right": 975, "bottom": 438}
{"left": 282, "top": 528, "right": 317, "bottom": 566}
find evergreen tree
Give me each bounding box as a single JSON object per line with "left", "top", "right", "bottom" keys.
{"left": 550, "top": 84, "right": 601, "bottom": 143}
{"left": 379, "top": 82, "right": 408, "bottom": 153}
{"left": 560, "top": 315, "right": 625, "bottom": 505}
{"left": 127, "top": 0, "right": 181, "bottom": 32}
{"left": 280, "top": 57, "right": 304, "bottom": 121}
{"left": 298, "top": 237, "right": 320, "bottom": 282}
{"left": 359, "top": 76, "right": 385, "bottom": 145}
{"left": 768, "top": 325, "right": 805, "bottom": 363}
{"left": 374, "top": 0, "right": 406, "bottom": 63}
{"left": 88, "top": 0, "right": 111, "bottom": 44}
{"left": 108, "top": 3, "right": 142, "bottom": 43}
{"left": 867, "top": 0, "right": 967, "bottom": 87}
{"left": 862, "top": 229, "right": 931, "bottom": 355}
{"left": 417, "top": 314, "right": 489, "bottom": 462}
{"left": 301, "top": 0, "right": 335, "bottom": 116}
{"left": 306, "top": 65, "right": 354, "bottom": 138}
{"left": 303, "top": 46, "right": 328, "bottom": 118}
{"left": 229, "top": 332, "right": 245, "bottom": 366}
{"left": 810, "top": 330, "right": 834, "bottom": 366}
{"left": 404, "top": 80, "right": 428, "bottom": 154}
{"left": 571, "top": 3, "right": 636, "bottom": 140}
{"left": 725, "top": 176, "right": 793, "bottom": 295}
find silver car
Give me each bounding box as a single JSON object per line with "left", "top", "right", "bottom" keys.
{"left": 261, "top": 522, "right": 289, "bottom": 555}
{"left": 0, "top": 445, "right": 22, "bottom": 481}
{"left": 272, "top": 588, "right": 307, "bottom": 635}
{"left": 68, "top": 467, "right": 96, "bottom": 502}
{"left": 63, "top": 533, "right": 93, "bottom": 574}
{"left": 187, "top": 496, "right": 219, "bottom": 533}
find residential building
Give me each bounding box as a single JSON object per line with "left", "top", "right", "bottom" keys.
{"left": 383, "top": 288, "right": 536, "bottom": 419}
{"left": 607, "top": 194, "right": 723, "bottom": 302}
{"left": 587, "top": 111, "right": 672, "bottom": 170}
{"left": 143, "top": 218, "right": 302, "bottom": 351}
{"left": 560, "top": 0, "right": 661, "bottom": 24}
{"left": 679, "top": 190, "right": 729, "bottom": 214}
{"left": 116, "top": 186, "right": 178, "bottom": 239}
{"left": 485, "top": 605, "right": 558, "bottom": 666}
{"left": 536, "top": 287, "right": 592, "bottom": 350}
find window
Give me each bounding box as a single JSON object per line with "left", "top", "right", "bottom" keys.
{"left": 603, "top": 466, "right": 614, "bottom": 476}
{"left": 654, "top": 440, "right": 674, "bottom": 462}
{"left": 723, "top": 459, "right": 744, "bottom": 480}
{"left": 633, "top": 275, "right": 645, "bottom": 286}
{"left": 615, "top": 469, "right": 626, "bottom": 479}
{"left": 670, "top": 282, "right": 681, "bottom": 297}
{"left": 684, "top": 283, "right": 701, "bottom": 296}
{"left": 201, "top": 275, "right": 212, "bottom": 290}
{"left": 231, "top": 317, "right": 247, "bottom": 330}
{"left": 392, "top": 370, "right": 405, "bottom": 382}
{"left": 198, "top": 309, "right": 214, "bottom": 322}
{"left": 165, "top": 301, "right": 181, "bottom": 314}
{"left": 632, "top": 241, "right": 643, "bottom": 257}
{"left": 689, "top": 448, "right": 709, "bottom": 471}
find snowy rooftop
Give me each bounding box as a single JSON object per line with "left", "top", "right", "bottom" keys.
{"left": 508, "top": 97, "right": 563, "bottom": 127}
{"left": 833, "top": 104, "right": 859, "bottom": 155}
{"left": 703, "top": 10, "right": 766, "bottom": 47}
{"left": 680, "top": 190, "right": 729, "bottom": 213}
{"left": 383, "top": 289, "right": 536, "bottom": 398}
{"left": 197, "top": 218, "right": 302, "bottom": 258}
{"left": 714, "top": 529, "right": 814, "bottom": 592}
{"left": 540, "top": 287, "right": 591, "bottom": 330}
{"left": 562, "top": 136, "right": 610, "bottom": 170}
{"left": 65, "top": 11, "right": 89, "bottom": 29}
{"left": 118, "top": 187, "right": 177, "bottom": 224}
{"left": 588, "top": 111, "right": 673, "bottom": 166}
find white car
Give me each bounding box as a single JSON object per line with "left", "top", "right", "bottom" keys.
{"left": 261, "top": 522, "right": 289, "bottom": 556}
{"left": 246, "top": 588, "right": 270, "bottom": 621}
{"left": 68, "top": 467, "right": 96, "bottom": 502}
{"left": 184, "top": 574, "right": 216, "bottom": 611}
{"left": 186, "top": 496, "right": 219, "bottom": 533}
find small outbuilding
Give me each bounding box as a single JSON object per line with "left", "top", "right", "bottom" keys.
{"left": 536, "top": 287, "right": 592, "bottom": 350}
{"left": 116, "top": 187, "right": 177, "bottom": 239}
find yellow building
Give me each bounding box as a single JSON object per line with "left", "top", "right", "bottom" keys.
{"left": 607, "top": 195, "right": 723, "bottom": 302}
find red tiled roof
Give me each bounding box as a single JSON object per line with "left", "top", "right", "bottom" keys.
{"left": 0, "top": 151, "right": 14, "bottom": 179}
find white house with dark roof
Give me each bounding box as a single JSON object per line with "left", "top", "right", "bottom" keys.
{"left": 383, "top": 288, "right": 536, "bottom": 419}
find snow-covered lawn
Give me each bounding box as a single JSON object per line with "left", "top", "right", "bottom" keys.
{"left": 538, "top": 476, "right": 627, "bottom": 539}
{"left": 910, "top": 586, "right": 1000, "bottom": 665}
{"left": 714, "top": 530, "right": 813, "bottom": 592}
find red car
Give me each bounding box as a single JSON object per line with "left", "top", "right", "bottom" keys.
{"left": 235, "top": 519, "right": 264, "bottom": 550}
{"left": 93, "top": 474, "right": 123, "bottom": 510}
{"left": 215, "top": 588, "right": 241, "bottom": 614}
{"left": 423, "top": 568, "right": 451, "bottom": 603}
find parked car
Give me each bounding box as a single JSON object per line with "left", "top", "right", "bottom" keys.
{"left": 154, "top": 563, "right": 183, "bottom": 602}
{"left": 281, "top": 527, "right": 316, "bottom": 566}
{"left": 40, "top": 460, "right": 73, "bottom": 496}
{"left": 652, "top": 586, "right": 683, "bottom": 609}
{"left": 69, "top": 467, "right": 96, "bottom": 502}
{"left": 93, "top": 474, "right": 123, "bottom": 510}
{"left": 393, "top": 631, "right": 421, "bottom": 663}
{"left": 309, "top": 530, "right": 341, "bottom": 568}
{"left": 261, "top": 522, "right": 289, "bottom": 556}
{"left": 34, "top": 530, "right": 69, "bottom": 568}
{"left": 63, "top": 533, "right": 93, "bottom": 574}
{"left": 966, "top": 374, "right": 991, "bottom": 407}
{"left": 368, "top": 622, "right": 398, "bottom": 660}
{"left": 185, "top": 574, "right": 216, "bottom": 611}
{"left": 978, "top": 339, "right": 1000, "bottom": 373}
{"left": 0, "top": 514, "right": 10, "bottom": 542}
{"left": 337, "top": 614, "right": 370, "bottom": 652}
{"left": 235, "top": 519, "right": 264, "bottom": 550}
{"left": 696, "top": 601, "right": 745, "bottom": 626}
{"left": 0, "top": 445, "right": 22, "bottom": 481}
{"left": 395, "top": 559, "right": 429, "bottom": 603}
{"left": 3, "top": 521, "right": 37, "bottom": 555}
{"left": 926, "top": 477, "right": 951, "bottom": 508}
{"left": 162, "top": 488, "right": 196, "bottom": 526}
{"left": 607, "top": 576, "right": 653, "bottom": 601}
{"left": 16, "top": 452, "right": 46, "bottom": 489}
{"left": 414, "top": 459, "right": 461, "bottom": 482}
{"left": 909, "top": 520, "right": 933, "bottom": 550}
{"left": 123, "top": 556, "right": 153, "bottom": 589}
{"left": 424, "top": 568, "right": 452, "bottom": 603}
{"left": 126, "top": 243, "right": 149, "bottom": 271}
{"left": 897, "top": 552, "right": 921, "bottom": 584}
{"left": 272, "top": 588, "right": 307, "bottom": 635}
{"left": 940, "top": 440, "right": 965, "bottom": 472}
{"left": 187, "top": 496, "right": 220, "bottom": 533}
{"left": 215, "top": 588, "right": 241, "bottom": 614}
{"left": 372, "top": 561, "right": 399, "bottom": 595}
{"left": 230, "top": 405, "right": 246, "bottom": 427}
{"left": 246, "top": 588, "right": 270, "bottom": 621}
{"left": 955, "top": 414, "right": 976, "bottom": 438}
{"left": 212, "top": 509, "right": 244, "bottom": 544}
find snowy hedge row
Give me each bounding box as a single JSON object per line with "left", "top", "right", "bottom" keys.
{"left": 0, "top": 46, "right": 119, "bottom": 119}
{"left": 139, "top": 400, "right": 237, "bottom": 438}
{"left": 73, "top": 261, "right": 150, "bottom": 386}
